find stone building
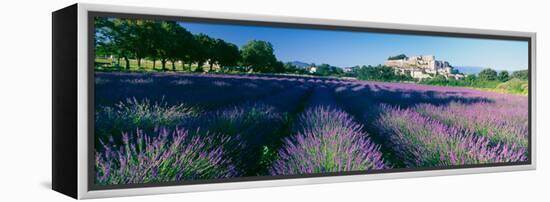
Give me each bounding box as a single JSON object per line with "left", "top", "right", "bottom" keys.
{"left": 384, "top": 55, "right": 464, "bottom": 80}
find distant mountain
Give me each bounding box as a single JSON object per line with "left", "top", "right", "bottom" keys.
{"left": 455, "top": 66, "right": 484, "bottom": 75}
{"left": 287, "top": 61, "right": 312, "bottom": 68}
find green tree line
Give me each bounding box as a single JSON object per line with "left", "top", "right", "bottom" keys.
{"left": 95, "top": 17, "right": 283, "bottom": 73}
{"left": 420, "top": 68, "right": 528, "bottom": 85}
{"left": 418, "top": 68, "right": 528, "bottom": 95}
{"left": 341, "top": 65, "right": 414, "bottom": 82}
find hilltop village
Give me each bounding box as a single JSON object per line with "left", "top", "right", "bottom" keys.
{"left": 384, "top": 55, "right": 465, "bottom": 80}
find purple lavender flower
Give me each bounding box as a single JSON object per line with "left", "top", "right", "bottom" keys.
{"left": 95, "top": 97, "right": 199, "bottom": 141}
{"left": 376, "top": 105, "right": 527, "bottom": 167}
{"left": 414, "top": 101, "right": 528, "bottom": 148}
{"left": 270, "top": 106, "right": 386, "bottom": 175}
{"left": 95, "top": 128, "right": 238, "bottom": 185}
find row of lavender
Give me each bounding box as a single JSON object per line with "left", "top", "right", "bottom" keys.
{"left": 94, "top": 73, "right": 528, "bottom": 185}
{"left": 94, "top": 72, "right": 316, "bottom": 142}
{"left": 335, "top": 81, "right": 528, "bottom": 167}
{"left": 270, "top": 86, "right": 386, "bottom": 175}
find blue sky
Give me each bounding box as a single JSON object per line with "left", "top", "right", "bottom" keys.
{"left": 179, "top": 21, "right": 528, "bottom": 71}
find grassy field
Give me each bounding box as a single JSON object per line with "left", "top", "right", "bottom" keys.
{"left": 96, "top": 58, "right": 214, "bottom": 72}
{"left": 468, "top": 79, "right": 529, "bottom": 96}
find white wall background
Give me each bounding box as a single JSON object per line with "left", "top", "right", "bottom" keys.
{"left": 0, "top": 0, "right": 547, "bottom": 201}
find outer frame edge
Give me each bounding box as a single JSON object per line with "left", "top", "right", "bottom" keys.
{"left": 52, "top": 3, "right": 79, "bottom": 199}
{"left": 530, "top": 33, "right": 537, "bottom": 170}
{"left": 75, "top": 3, "right": 537, "bottom": 199}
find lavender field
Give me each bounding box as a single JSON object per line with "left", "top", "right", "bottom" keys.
{"left": 94, "top": 72, "right": 528, "bottom": 185}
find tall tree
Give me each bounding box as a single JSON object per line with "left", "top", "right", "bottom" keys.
{"left": 183, "top": 38, "right": 200, "bottom": 71}
{"left": 95, "top": 18, "right": 134, "bottom": 69}
{"left": 128, "top": 20, "right": 157, "bottom": 69}
{"left": 154, "top": 21, "right": 182, "bottom": 71}
{"left": 146, "top": 21, "right": 166, "bottom": 70}
{"left": 511, "top": 69, "right": 529, "bottom": 80}
{"left": 208, "top": 39, "right": 222, "bottom": 71}
{"left": 179, "top": 29, "right": 196, "bottom": 71}
{"left": 193, "top": 34, "right": 216, "bottom": 71}
{"left": 168, "top": 24, "right": 194, "bottom": 71}
{"left": 112, "top": 19, "right": 135, "bottom": 70}
{"left": 478, "top": 68, "right": 498, "bottom": 81}
{"left": 216, "top": 40, "right": 240, "bottom": 72}
{"left": 498, "top": 70, "right": 510, "bottom": 82}
{"left": 239, "top": 40, "right": 277, "bottom": 72}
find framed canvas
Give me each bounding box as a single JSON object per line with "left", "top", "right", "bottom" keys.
{"left": 52, "top": 3, "right": 536, "bottom": 199}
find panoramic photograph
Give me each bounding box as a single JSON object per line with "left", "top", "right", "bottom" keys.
{"left": 93, "top": 16, "right": 529, "bottom": 186}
